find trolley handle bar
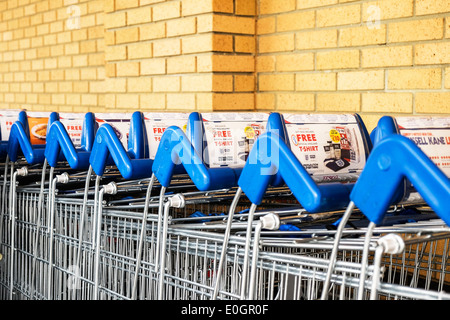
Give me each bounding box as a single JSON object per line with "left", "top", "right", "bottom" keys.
{"left": 152, "top": 126, "right": 238, "bottom": 191}
{"left": 350, "top": 134, "right": 450, "bottom": 226}
{"left": 89, "top": 123, "right": 153, "bottom": 179}
{"left": 44, "top": 113, "right": 97, "bottom": 169}
{"left": 238, "top": 131, "right": 353, "bottom": 213}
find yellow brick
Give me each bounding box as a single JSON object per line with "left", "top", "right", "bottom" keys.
{"left": 167, "top": 56, "right": 196, "bottom": 74}
{"left": 259, "top": 34, "right": 294, "bottom": 53}
{"left": 234, "top": 75, "right": 255, "bottom": 92}
{"left": 416, "top": 0, "right": 450, "bottom": 15}
{"left": 127, "top": 7, "right": 152, "bottom": 26}
{"left": 153, "top": 38, "right": 181, "bottom": 57}
{"left": 116, "top": 94, "right": 139, "bottom": 109}
{"left": 182, "top": 34, "right": 233, "bottom": 54}
{"left": 415, "top": 92, "right": 450, "bottom": 113}
{"left": 196, "top": 93, "right": 214, "bottom": 111}
{"left": 115, "top": 0, "right": 139, "bottom": 11}
{"left": 80, "top": 40, "right": 97, "bottom": 53}
{"left": 167, "top": 93, "right": 196, "bottom": 109}
{"left": 445, "top": 67, "right": 450, "bottom": 89}
{"left": 447, "top": 18, "right": 450, "bottom": 38}
{"left": 140, "top": 93, "right": 166, "bottom": 109}
{"left": 257, "top": 17, "right": 276, "bottom": 35}
{"left": 182, "top": 0, "right": 233, "bottom": 16}
{"left": 276, "top": 93, "right": 314, "bottom": 111}
{"left": 255, "top": 56, "right": 274, "bottom": 73}
{"left": 297, "top": 0, "right": 337, "bottom": 9}
{"left": 127, "top": 77, "right": 152, "bottom": 92}
{"left": 296, "top": 73, "right": 336, "bottom": 91}
{"left": 362, "top": 0, "right": 413, "bottom": 21}
{"left": 362, "top": 93, "right": 413, "bottom": 113}
{"left": 213, "top": 75, "right": 234, "bottom": 92}
{"left": 105, "top": 31, "right": 115, "bottom": 45}
{"left": 260, "top": 0, "right": 296, "bottom": 15}
{"left": 140, "top": 58, "right": 166, "bottom": 75}
{"left": 337, "top": 70, "right": 385, "bottom": 90}
{"left": 317, "top": 4, "right": 360, "bottom": 27}
{"left": 153, "top": 1, "right": 180, "bottom": 22}
{"left": 388, "top": 68, "right": 441, "bottom": 89}
{"left": 415, "top": 42, "right": 450, "bottom": 65}
{"left": 73, "top": 55, "right": 88, "bottom": 68}
{"left": 339, "top": 25, "right": 386, "bottom": 47}
{"left": 105, "top": 63, "right": 116, "bottom": 77}
{"left": 276, "top": 53, "right": 314, "bottom": 72}
{"left": 153, "top": 76, "right": 180, "bottom": 92}
{"left": 88, "top": 26, "right": 105, "bottom": 41}
{"left": 80, "top": 68, "right": 97, "bottom": 80}
{"left": 105, "top": 12, "right": 126, "bottom": 29}
{"left": 235, "top": 0, "right": 256, "bottom": 15}
{"left": 212, "top": 55, "right": 254, "bottom": 72}
{"left": 181, "top": 74, "right": 213, "bottom": 92}
{"left": 259, "top": 74, "right": 294, "bottom": 91}
{"left": 190, "top": 55, "right": 211, "bottom": 72}
{"left": 316, "top": 50, "right": 359, "bottom": 70}
{"left": 128, "top": 42, "right": 152, "bottom": 60}
{"left": 116, "top": 27, "right": 139, "bottom": 44}
{"left": 256, "top": 93, "right": 275, "bottom": 110}
{"left": 212, "top": 15, "right": 255, "bottom": 35}
{"left": 140, "top": 22, "right": 165, "bottom": 40}
{"left": 296, "top": 29, "right": 337, "bottom": 50}
{"left": 212, "top": 93, "right": 254, "bottom": 111}
{"left": 277, "top": 11, "right": 315, "bottom": 32}
{"left": 81, "top": 94, "right": 97, "bottom": 106}
{"left": 116, "top": 61, "right": 140, "bottom": 77}
{"left": 389, "top": 18, "right": 444, "bottom": 43}
{"left": 362, "top": 46, "right": 413, "bottom": 68}
{"left": 167, "top": 17, "right": 196, "bottom": 37}
{"left": 317, "top": 93, "right": 361, "bottom": 112}
{"left": 235, "top": 36, "right": 255, "bottom": 53}
{"left": 89, "top": 53, "right": 105, "bottom": 67}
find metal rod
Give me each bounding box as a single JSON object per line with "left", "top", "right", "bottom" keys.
{"left": 131, "top": 174, "right": 155, "bottom": 300}
{"left": 320, "top": 201, "right": 355, "bottom": 300}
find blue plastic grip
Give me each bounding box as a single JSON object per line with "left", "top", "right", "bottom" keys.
{"left": 350, "top": 134, "right": 450, "bottom": 225}
{"left": 238, "top": 131, "right": 353, "bottom": 213}
{"left": 370, "top": 115, "right": 398, "bottom": 147}
{"left": 127, "top": 111, "right": 149, "bottom": 160}
{"left": 152, "top": 126, "right": 238, "bottom": 191}
{"left": 89, "top": 124, "right": 153, "bottom": 179}
{"left": 44, "top": 113, "right": 97, "bottom": 169}
{"left": 7, "top": 111, "right": 58, "bottom": 164}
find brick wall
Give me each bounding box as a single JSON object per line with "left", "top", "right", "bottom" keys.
{"left": 0, "top": 0, "right": 448, "bottom": 131}
{"left": 104, "top": 0, "right": 256, "bottom": 112}
{"left": 0, "top": 0, "right": 105, "bottom": 113}
{"left": 256, "top": 0, "right": 450, "bottom": 130}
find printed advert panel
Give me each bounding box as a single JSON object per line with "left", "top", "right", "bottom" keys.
{"left": 59, "top": 113, "right": 86, "bottom": 148}
{"left": 396, "top": 117, "right": 450, "bottom": 177}
{"left": 202, "top": 113, "right": 268, "bottom": 168}
{"left": 95, "top": 113, "right": 132, "bottom": 148}
{"left": 144, "top": 113, "right": 189, "bottom": 159}
{"left": 29, "top": 116, "right": 50, "bottom": 145}
{"left": 284, "top": 114, "right": 367, "bottom": 183}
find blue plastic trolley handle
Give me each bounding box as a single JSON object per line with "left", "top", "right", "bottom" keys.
{"left": 152, "top": 125, "right": 238, "bottom": 191}
{"left": 7, "top": 111, "right": 58, "bottom": 164}
{"left": 350, "top": 134, "right": 450, "bottom": 225}
{"left": 152, "top": 112, "right": 290, "bottom": 191}
{"left": 238, "top": 130, "right": 354, "bottom": 213}
{"left": 89, "top": 111, "right": 153, "bottom": 179}
{"left": 370, "top": 115, "right": 398, "bottom": 147}
{"left": 44, "top": 112, "right": 98, "bottom": 169}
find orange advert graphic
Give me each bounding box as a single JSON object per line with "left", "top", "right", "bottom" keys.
{"left": 28, "top": 117, "right": 49, "bottom": 145}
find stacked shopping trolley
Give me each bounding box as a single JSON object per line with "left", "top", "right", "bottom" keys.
{"left": 0, "top": 109, "right": 448, "bottom": 300}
